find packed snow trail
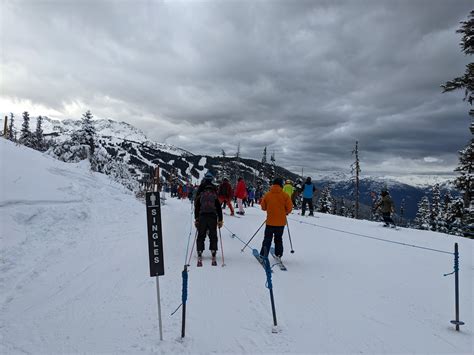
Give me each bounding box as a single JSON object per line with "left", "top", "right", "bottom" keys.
{"left": 1, "top": 140, "right": 472, "bottom": 354}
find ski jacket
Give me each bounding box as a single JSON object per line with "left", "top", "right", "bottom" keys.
{"left": 234, "top": 180, "right": 247, "bottom": 199}
{"left": 302, "top": 182, "right": 316, "bottom": 199}
{"left": 282, "top": 183, "right": 294, "bottom": 198}
{"left": 261, "top": 185, "right": 293, "bottom": 227}
{"left": 248, "top": 187, "right": 255, "bottom": 200}
{"left": 218, "top": 181, "right": 233, "bottom": 199}
{"left": 377, "top": 195, "right": 395, "bottom": 213}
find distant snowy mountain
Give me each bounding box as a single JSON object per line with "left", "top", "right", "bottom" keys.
{"left": 1, "top": 115, "right": 458, "bottom": 219}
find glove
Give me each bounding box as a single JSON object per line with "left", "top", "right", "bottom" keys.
{"left": 217, "top": 220, "right": 223, "bottom": 229}
{"left": 194, "top": 219, "right": 199, "bottom": 228}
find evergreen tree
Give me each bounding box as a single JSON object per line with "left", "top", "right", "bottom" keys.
{"left": 442, "top": 10, "right": 474, "bottom": 238}
{"left": 445, "top": 197, "right": 465, "bottom": 236}
{"left": 71, "top": 110, "right": 96, "bottom": 158}
{"left": 351, "top": 141, "right": 361, "bottom": 218}
{"left": 339, "top": 197, "right": 347, "bottom": 217}
{"left": 430, "top": 184, "right": 442, "bottom": 231}
{"left": 19, "top": 111, "right": 33, "bottom": 147}
{"left": 34, "top": 115, "right": 45, "bottom": 151}
{"left": 270, "top": 151, "right": 276, "bottom": 182}
{"left": 415, "top": 196, "right": 431, "bottom": 230}
{"left": 318, "top": 186, "right": 333, "bottom": 213}
{"left": 8, "top": 113, "right": 15, "bottom": 141}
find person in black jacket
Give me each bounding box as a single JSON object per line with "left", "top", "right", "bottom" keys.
{"left": 194, "top": 172, "right": 223, "bottom": 266}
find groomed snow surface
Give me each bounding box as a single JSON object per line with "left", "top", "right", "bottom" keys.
{"left": 0, "top": 140, "right": 472, "bottom": 354}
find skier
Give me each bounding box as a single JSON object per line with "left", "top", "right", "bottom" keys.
{"left": 234, "top": 177, "right": 247, "bottom": 215}
{"left": 247, "top": 185, "right": 255, "bottom": 207}
{"left": 194, "top": 172, "right": 224, "bottom": 266}
{"left": 301, "top": 177, "right": 316, "bottom": 216}
{"left": 259, "top": 177, "right": 293, "bottom": 259}
{"left": 218, "top": 177, "right": 234, "bottom": 216}
{"left": 375, "top": 189, "right": 396, "bottom": 228}
{"left": 282, "top": 179, "right": 294, "bottom": 199}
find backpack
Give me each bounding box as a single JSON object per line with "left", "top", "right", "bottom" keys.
{"left": 200, "top": 188, "right": 217, "bottom": 214}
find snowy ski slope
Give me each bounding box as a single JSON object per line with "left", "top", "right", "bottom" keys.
{"left": 0, "top": 140, "right": 472, "bottom": 354}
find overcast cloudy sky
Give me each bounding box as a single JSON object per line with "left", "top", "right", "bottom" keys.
{"left": 1, "top": 0, "right": 472, "bottom": 178}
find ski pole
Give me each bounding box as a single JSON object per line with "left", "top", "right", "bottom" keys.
{"left": 187, "top": 229, "right": 198, "bottom": 266}
{"left": 241, "top": 220, "right": 266, "bottom": 252}
{"left": 219, "top": 228, "right": 226, "bottom": 267}
{"left": 286, "top": 218, "right": 295, "bottom": 253}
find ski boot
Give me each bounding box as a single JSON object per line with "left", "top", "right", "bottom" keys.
{"left": 211, "top": 250, "right": 217, "bottom": 266}
{"left": 197, "top": 251, "right": 203, "bottom": 267}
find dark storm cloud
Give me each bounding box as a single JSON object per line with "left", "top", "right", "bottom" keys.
{"left": 1, "top": 0, "right": 472, "bottom": 178}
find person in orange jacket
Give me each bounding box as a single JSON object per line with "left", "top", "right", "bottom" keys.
{"left": 260, "top": 177, "right": 293, "bottom": 259}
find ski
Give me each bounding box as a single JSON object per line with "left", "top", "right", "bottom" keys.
{"left": 270, "top": 247, "right": 287, "bottom": 271}
{"left": 252, "top": 249, "right": 273, "bottom": 273}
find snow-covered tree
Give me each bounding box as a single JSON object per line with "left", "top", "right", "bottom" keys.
{"left": 318, "top": 186, "right": 333, "bottom": 213}
{"left": 90, "top": 145, "right": 138, "bottom": 191}
{"left": 445, "top": 197, "right": 465, "bottom": 236}
{"left": 338, "top": 197, "right": 347, "bottom": 217}
{"left": 73, "top": 110, "right": 96, "bottom": 156}
{"left": 415, "top": 196, "right": 431, "bottom": 230}
{"left": 19, "top": 111, "right": 34, "bottom": 147}
{"left": 7, "top": 113, "right": 15, "bottom": 141}
{"left": 430, "top": 184, "right": 442, "bottom": 231}
{"left": 269, "top": 151, "right": 276, "bottom": 182}
{"left": 34, "top": 115, "right": 45, "bottom": 151}
{"left": 442, "top": 10, "right": 474, "bottom": 238}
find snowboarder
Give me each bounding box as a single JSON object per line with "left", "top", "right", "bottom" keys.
{"left": 218, "top": 177, "right": 234, "bottom": 216}
{"left": 234, "top": 177, "right": 247, "bottom": 215}
{"left": 260, "top": 177, "right": 293, "bottom": 259}
{"left": 301, "top": 177, "right": 316, "bottom": 216}
{"left": 194, "top": 172, "right": 224, "bottom": 266}
{"left": 375, "top": 189, "right": 396, "bottom": 228}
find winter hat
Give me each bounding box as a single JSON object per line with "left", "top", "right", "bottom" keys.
{"left": 273, "top": 177, "right": 284, "bottom": 187}
{"left": 286, "top": 179, "right": 292, "bottom": 184}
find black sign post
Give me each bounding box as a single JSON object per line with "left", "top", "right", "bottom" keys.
{"left": 146, "top": 191, "right": 165, "bottom": 341}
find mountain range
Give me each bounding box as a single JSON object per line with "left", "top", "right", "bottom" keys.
{"left": 1, "top": 115, "right": 458, "bottom": 220}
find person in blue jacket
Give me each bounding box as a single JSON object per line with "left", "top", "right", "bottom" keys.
{"left": 301, "top": 177, "right": 316, "bottom": 216}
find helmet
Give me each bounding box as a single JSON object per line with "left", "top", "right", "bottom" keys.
{"left": 286, "top": 179, "right": 292, "bottom": 184}
{"left": 204, "top": 172, "right": 213, "bottom": 180}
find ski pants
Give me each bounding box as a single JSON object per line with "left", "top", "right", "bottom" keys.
{"left": 260, "top": 225, "right": 285, "bottom": 258}
{"left": 382, "top": 212, "right": 395, "bottom": 226}
{"left": 301, "top": 198, "right": 314, "bottom": 215}
{"left": 237, "top": 198, "right": 244, "bottom": 213}
{"left": 197, "top": 214, "right": 218, "bottom": 252}
{"left": 219, "top": 197, "right": 234, "bottom": 215}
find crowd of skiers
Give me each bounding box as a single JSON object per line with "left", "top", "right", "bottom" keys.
{"left": 164, "top": 172, "right": 397, "bottom": 265}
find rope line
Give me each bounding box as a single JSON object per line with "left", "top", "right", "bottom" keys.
{"left": 287, "top": 217, "right": 453, "bottom": 255}
{"left": 223, "top": 224, "right": 257, "bottom": 250}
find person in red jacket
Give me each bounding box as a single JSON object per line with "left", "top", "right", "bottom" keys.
{"left": 234, "top": 177, "right": 247, "bottom": 215}
{"left": 218, "top": 177, "right": 234, "bottom": 216}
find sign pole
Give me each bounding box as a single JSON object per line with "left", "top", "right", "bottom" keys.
{"left": 156, "top": 276, "right": 163, "bottom": 341}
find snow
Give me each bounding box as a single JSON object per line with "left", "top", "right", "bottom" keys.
{"left": 198, "top": 157, "right": 206, "bottom": 167}
{"left": 1, "top": 139, "right": 473, "bottom": 354}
